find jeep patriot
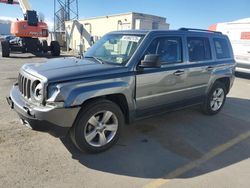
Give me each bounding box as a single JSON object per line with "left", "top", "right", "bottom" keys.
{"left": 7, "top": 28, "right": 236, "bottom": 153}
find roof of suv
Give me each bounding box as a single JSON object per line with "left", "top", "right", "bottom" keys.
{"left": 110, "top": 28, "right": 224, "bottom": 37}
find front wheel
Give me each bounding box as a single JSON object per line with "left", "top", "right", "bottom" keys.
{"left": 70, "top": 100, "right": 124, "bottom": 153}
{"left": 202, "top": 82, "right": 227, "bottom": 115}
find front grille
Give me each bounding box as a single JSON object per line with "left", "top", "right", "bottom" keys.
{"left": 18, "top": 73, "right": 32, "bottom": 99}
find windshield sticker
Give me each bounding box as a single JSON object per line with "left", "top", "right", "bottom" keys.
{"left": 121, "top": 36, "right": 141, "bottom": 43}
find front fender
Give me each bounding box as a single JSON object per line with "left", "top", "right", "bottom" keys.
{"left": 65, "top": 82, "right": 130, "bottom": 106}
{"left": 56, "top": 76, "right": 136, "bottom": 116}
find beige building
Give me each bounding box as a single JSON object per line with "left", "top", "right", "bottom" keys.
{"left": 65, "top": 12, "right": 170, "bottom": 53}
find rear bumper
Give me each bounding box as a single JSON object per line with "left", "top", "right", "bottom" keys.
{"left": 236, "top": 60, "right": 250, "bottom": 74}
{"left": 7, "top": 86, "right": 80, "bottom": 137}
{"left": 236, "top": 67, "right": 250, "bottom": 74}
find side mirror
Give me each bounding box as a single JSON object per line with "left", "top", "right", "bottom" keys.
{"left": 139, "top": 54, "right": 161, "bottom": 68}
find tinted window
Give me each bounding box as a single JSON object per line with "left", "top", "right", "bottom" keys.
{"left": 187, "top": 37, "right": 211, "bottom": 62}
{"left": 144, "top": 37, "right": 182, "bottom": 64}
{"left": 214, "top": 38, "right": 231, "bottom": 59}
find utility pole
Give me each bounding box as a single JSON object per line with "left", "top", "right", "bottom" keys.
{"left": 54, "top": 0, "right": 78, "bottom": 49}
{"left": 54, "top": 0, "right": 79, "bottom": 32}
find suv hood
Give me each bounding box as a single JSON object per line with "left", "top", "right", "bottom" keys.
{"left": 22, "top": 57, "right": 129, "bottom": 83}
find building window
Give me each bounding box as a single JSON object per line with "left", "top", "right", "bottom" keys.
{"left": 152, "top": 22, "right": 159, "bottom": 29}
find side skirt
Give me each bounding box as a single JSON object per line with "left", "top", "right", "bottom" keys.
{"left": 134, "top": 96, "right": 204, "bottom": 121}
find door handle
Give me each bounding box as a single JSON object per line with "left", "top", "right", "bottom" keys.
{"left": 206, "top": 66, "right": 214, "bottom": 71}
{"left": 173, "top": 70, "right": 185, "bottom": 76}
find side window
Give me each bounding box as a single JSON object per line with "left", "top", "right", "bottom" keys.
{"left": 213, "top": 38, "right": 231, "bottom": 59}
{"left": 187, "top": 37, "right": 211, "bottom": 62}
{"left": 143, "top": 37, "right": 182, "bottom": 64}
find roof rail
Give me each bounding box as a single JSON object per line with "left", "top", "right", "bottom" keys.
{"left": 178, "top": 28, "right": 222, "bottom": 34}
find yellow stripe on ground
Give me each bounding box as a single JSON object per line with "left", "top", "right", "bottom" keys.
{"left": 144, "top": 130, "right": 250, "bottom": 188}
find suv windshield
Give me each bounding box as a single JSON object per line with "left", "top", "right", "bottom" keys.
{"left": 84, "top": 34, "right": 144, "bottom": 65}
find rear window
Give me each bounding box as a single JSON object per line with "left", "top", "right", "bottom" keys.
{"left": 187, "top": 37, "right": 211, "bottom": 62}
{"left": 213, "top": 38, "right": 231, "bottom": 59}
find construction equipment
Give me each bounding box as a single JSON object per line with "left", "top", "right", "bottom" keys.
{"left": 0, "top": 0, "right": 60, "bottom": 57}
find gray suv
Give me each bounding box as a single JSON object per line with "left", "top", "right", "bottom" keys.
{"left": 7, "top": 28, "right": 236, "bottom": 153}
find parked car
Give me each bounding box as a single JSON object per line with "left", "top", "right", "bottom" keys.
{"left": 7, "top": 28, "right": 236, "bottom": 153}
{"left": 5, "top": 35, "right": 16, "bottom": 41}
{"left": 0, "top": 35, "right": 15, "bottom": 42}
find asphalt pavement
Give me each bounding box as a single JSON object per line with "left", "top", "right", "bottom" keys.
{"left": 0, "top": 53, "right": 249, "bottom": 188}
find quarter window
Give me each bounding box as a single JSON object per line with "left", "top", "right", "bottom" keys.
{"left": 187, "top": 37, "right": 211, "bottom": 62}
{"left": 143, "top": 37, "right": 182, "bottom": 64}
{"left": 214, "top": 38, "right": 231, "bottom": 59}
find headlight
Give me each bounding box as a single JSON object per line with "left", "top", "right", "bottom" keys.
{"left": 32, "top": 81, "right": 43, "bottom": 102}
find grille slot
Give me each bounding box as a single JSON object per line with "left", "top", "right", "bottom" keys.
{"left": 23, "top": 78, "right": 27, "bottom": 96}
{"left": 27, "top": 79, "right": 31, "bottom": 98}
{"left": 18, "top": 73, "right": 32, "bottom": 99}
{"left": 20, "top": 75, "right": 24, "bottom": 94}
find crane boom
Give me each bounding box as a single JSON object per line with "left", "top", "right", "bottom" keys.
{"left": 1, "top": 0, "right": 40, "bottom": 26}
{"left": 0, "top": 0, "right": 18, "bottom": 4}
{"left": 0, "top": 0, "right": 31, "bottom": 14}
{"left": 17, "top": 0, "right": 31, "bottom": 13}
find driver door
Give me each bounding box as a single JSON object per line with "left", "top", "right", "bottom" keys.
{"left": 135, "top": 35, "right": 189, "bottom": 116}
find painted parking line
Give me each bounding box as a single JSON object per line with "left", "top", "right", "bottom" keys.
{"left": 143, "top": 130, "right": 250, "bottom": 188}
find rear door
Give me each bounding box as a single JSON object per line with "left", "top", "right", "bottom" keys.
{"left": 185, "top": 36, "right": 214, "bottom": 97}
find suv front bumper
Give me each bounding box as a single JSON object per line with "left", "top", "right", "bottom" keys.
{"left": 7, "top": 86, "right": 80, "bottom": 138}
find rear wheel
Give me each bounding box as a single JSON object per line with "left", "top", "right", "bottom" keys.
{"left": 41, "top": 40, "right": 48, "bottom": 53}
{"left": 202, "top": 81, "right": 227, "bottom": 115}
{"left": 1, "top": 41, "right": 10, "bottom": 57}
{"left": 70, "top": 99, "right": 124, "bottom": 153}
{"left": 50, "top": 41, "right": 60, "bottom": 56}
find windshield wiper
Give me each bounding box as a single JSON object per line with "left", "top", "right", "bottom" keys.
{"left": 84, "top": 56, "right": 104, "bottom": 64}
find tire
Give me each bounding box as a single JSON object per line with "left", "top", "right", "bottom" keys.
{"left": 202, "top": 81, "right": 227, "bottom": 115}
{"left": 50, "top": 41, "right": 60, "bottom": 56}
{"left": 1, "top": 41, "right": 10, "bottom": 57}
{"left": 70, "top": 99, "right": 124, "bottom": 153}
{"left": 41, "top": 40, "right": 48, "bottom": 53}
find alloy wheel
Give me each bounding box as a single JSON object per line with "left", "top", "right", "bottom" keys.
{"left": 210, "top": 88, "right": 225, "bottom": 111}
{"left": 84, "top": 111, "right": 118, "bottom": 147}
